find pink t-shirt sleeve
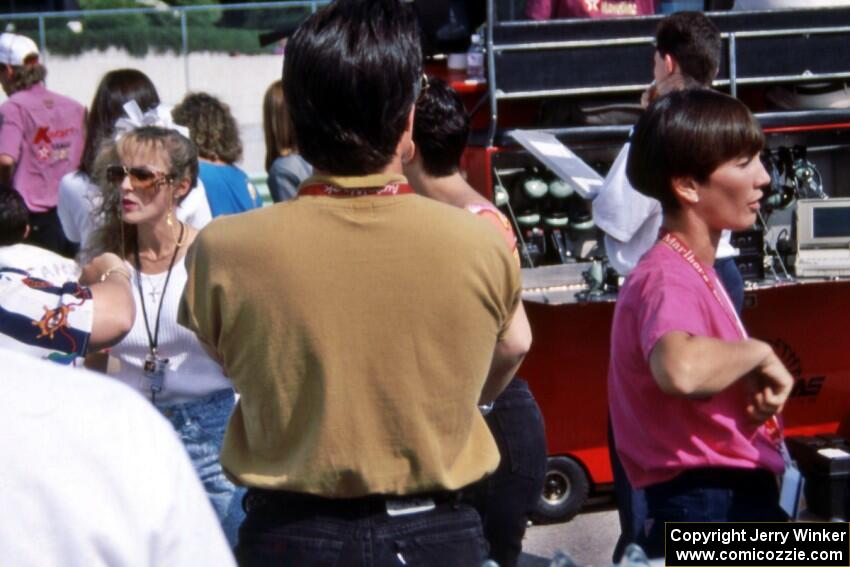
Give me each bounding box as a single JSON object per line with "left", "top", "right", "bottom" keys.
{"left": 636, "top": 269, "right": 711, "bottom": 361}
{"left": 0, "top": 102, "right": 24, "bottom": 161}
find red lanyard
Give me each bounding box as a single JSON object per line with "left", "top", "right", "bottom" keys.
{"left": 660, "top": 231, "right": 784, "bottom": 442}
{"left": 764, "top": 415, "right": 784, "bottom": 446}
{"left": 298, "top": 182, "right": 416, "bottom": 198}
{"left": 659, "top": 231, "right": 747, "bottom": 340}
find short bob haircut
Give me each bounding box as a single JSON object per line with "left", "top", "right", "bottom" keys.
{"left": 262, "top": 79, "right": 297, "bottom": 173}
{"left": 283, "top": 0, "right": 422, "bottom": 175}
{"left": 627, "top": 89, "right": 764, "bottom": 213}
{"left": 173, "top": 92, "right": 243, "bottom": 164}
{"left": 79, "top": 68, "right": 160, "bottom": 177}
{"left": 413, "top": 77, "right": 470, "bottom": 178}
{"left": 655, "top": 12, "right": 721, "bottom": 87}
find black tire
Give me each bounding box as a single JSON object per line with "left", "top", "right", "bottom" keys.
{"left": 530, "top": 455, "right": 590, "bottom": 524}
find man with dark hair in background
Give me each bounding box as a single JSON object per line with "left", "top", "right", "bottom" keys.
{"left": 404, "top": 76, "right": 546, "bottom": 567}
{"left": 0, "top": 33, "right": 85, "bottom": 258}
{"left": 593, "top": 11, "right": 741, "bottom": 303}
{"left": 652, "top": 10, "right": 722, "bottom": 90}
{"left": 0, "top": 182, "right": 79, "bottom": 282}
{"left": 179, "top": 1, "right": 530, "bottom": 565}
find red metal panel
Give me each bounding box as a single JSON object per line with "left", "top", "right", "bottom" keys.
{"left": 520, "top": 300, "right": 617, "bottom": 485}
{"left": 741, "top": 281, "right": 850, "bottom": 438}
{"left": 462, "top": 146, "right": 497, "bottom": 201}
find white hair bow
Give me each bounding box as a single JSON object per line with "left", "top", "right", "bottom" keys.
{"left": 114, "top": 100, "right": 190, "bottom": 140}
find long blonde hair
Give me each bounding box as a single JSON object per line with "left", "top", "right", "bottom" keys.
{"left": 85, "top": 127, "right": 198, "bottom": 260}
{"left": 263, "top": 79, "right": 298, "bottom": 172}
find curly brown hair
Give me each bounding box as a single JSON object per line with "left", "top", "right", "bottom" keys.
{"left": 6, "top": 63, "right": 47, "bottom": 94}
{"left": 172, "top": 92, "right": 242, "bottom": 164}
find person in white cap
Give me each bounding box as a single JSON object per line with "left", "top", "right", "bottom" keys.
{"left": 0, "top": 32, "right": 85, "bottom": 258}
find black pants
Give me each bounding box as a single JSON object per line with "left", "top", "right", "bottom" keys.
{"left": 27, "top": 208, "right": 77, "bottom": 258}
{"left": 468, "top": 378, "right": 548, "bottom": 567}
{"left": 236, "top": 489, "right": 488, "bottom": 567}
{"left": 640, "top": 468, "right": 787, "bottom": 559}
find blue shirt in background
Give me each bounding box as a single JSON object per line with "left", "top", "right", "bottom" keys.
{"left": 199, "top": 162, "right": 263, "bottom": 218}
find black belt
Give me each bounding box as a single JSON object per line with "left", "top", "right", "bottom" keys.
{"left": 243, "top": 488, "right": 464, "bottom": 517}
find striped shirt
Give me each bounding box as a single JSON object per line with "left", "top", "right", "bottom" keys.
{"left": 0, "top": 268, "right": 92, "bottom": 364}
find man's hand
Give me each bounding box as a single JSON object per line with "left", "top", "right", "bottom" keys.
{"left": 640, "top": 73, "right": 700, "bottom": 108}
{"left": 745, "top": 348, "right": 794, "bottom": 423}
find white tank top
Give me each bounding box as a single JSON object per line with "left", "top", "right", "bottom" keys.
{"left": 109, "top": 256, "right": 231, "bottom": 404}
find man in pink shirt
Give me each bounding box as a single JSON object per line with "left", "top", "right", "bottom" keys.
{"left": 608, "top": 89, "right": 793, "bottom": 558}
{"left": 0, "top": 33, "right": 85, "bottom": 257}
{"left": 526, "top": 0, "right": 657, "bottom": 20}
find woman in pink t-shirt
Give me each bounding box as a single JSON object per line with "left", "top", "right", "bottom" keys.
{"left": 608, "top": 89, "right": 794, "bottom": 557}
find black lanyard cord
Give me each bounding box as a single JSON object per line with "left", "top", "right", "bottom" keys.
{"left": 134, "top": 222, "right": 185, "bottom": 354}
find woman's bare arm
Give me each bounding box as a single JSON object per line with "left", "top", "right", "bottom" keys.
{"left": 650, "top": 332, "right": 794, "bottom": 421}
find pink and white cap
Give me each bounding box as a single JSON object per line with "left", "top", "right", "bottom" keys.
{"left": 0, "top": 33, "right": 40, "bottom": 66}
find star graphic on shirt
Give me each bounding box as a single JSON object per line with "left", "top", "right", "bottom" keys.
{"left": 585, "top": 0, "right": 601, "bottom": 11}
{"left": 37, "top": 145, "right": 51, "bottom": 161}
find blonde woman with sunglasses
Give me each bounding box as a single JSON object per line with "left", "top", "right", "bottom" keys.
{"left": 85, "top": 125, "right": 243, "bottom": 549}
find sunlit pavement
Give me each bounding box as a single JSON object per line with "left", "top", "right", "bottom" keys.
{"left": 520, "top": 505, "right": 620, "bottom": 567}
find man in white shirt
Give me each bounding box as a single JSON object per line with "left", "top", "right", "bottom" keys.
{"left": 592, "top": 11, "right": 744, "bottom": 313}
{"left": 594, "top": 11, "right": 722, "bottom": 274}
{"left": 0, "top": 348, "right": 236, "bottom": 566}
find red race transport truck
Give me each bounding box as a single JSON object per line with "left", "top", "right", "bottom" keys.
{"left": 444, "top": 3, "right": 850, "bottom": 522}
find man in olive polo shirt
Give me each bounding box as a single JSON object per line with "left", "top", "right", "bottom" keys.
{"left": 179, "top": 1, "right": 530, "bottom": 564}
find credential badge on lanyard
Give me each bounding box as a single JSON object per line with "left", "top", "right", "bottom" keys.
{"left": 135, "top": 223, "right": 184, "bottom": 402}
{"left": 661, "top": 231, "right": 803, "bottom": 518}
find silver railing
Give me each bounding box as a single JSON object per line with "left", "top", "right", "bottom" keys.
{"left": 484, "top": 0, "right": 850, "bottom": 145}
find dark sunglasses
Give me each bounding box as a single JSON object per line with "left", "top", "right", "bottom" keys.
{"left": 106, "top": 165, "right": 173, "bottom": 189}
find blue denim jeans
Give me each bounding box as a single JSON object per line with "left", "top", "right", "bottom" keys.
{"left": 639, "top": 467, "right": 787, "bottom": 559}
{"left": 158, "top": 389, "right": 245, "bottom": 548}
{"left": 468, "top": 378, "right": 547, "bottom": 567}
{"left": 236, "top": 490, "right": 489, "bottom": 566}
